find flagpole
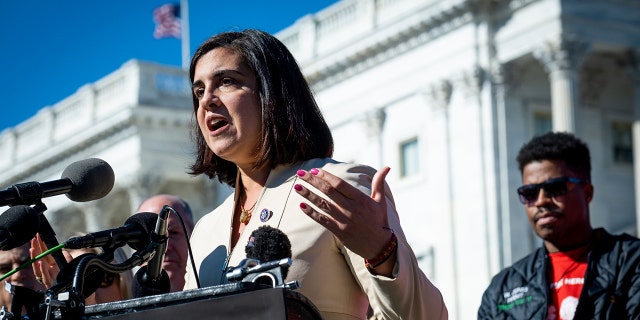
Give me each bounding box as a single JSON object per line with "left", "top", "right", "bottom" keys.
{"left": 180, "top": 0, "right": 190, "bottom": 70}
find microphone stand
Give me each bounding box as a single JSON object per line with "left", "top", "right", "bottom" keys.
{"left": 45, "top": 250, "right": 149, "bottom": 320}
{"left": 131, "top": 232, "right": 171, "bottom": 297}
{"left": 0, "top": 201, "right": 67, "bottom": 320}
{"left": 131, "top": 206, "right": 171, "bottom": 298}
{"left": 33, "top": 201, "right": 68, "bottom": 271}
{"left": 226, "top": 258, "right": 299, "bottom": 289}
{"left": 0, "top": 284, "right": 45, "bottom": 320}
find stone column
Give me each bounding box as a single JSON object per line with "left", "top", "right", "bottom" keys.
{"left": 457, "top": 66, "right": 486, "bottom": 100}
{"left": 40, "top": 107, "right": 56, "bottom": 145}
{"left": 427, "top": 80, "right": 453, "bottom": 112}
{"left": 2, "top": 129, "right": 17, "bottom": 166}
{"left": 361, "top": 0, "right": 377, "bottom": 29}
{"left": 127, "top": 170, "right": 163, "bottom": 214}
{"left": 488, "top": 64, "right": 514, "bottom": 266}
{"left": 533, "top": 37, "right": 589, "bottom": 133}
{"left": 76, "top": 198, "right": 110, "bottom": 232}
{"left": 628, "top": 49, "right": 640, "bottom": 236}
{"left": 363, "top": 108, "right": 386, "bottom": 168}
{"left": 77, "top": 84, "right": 98, "bottom": 123}
{"left": 425, "top": 78, "right": 458, "bottom": 306}
{"left": 293, "top": 15, "right": 318, "bottom": 62}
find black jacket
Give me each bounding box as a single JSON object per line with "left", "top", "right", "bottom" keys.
{"left": 478, "top": 228, "right": 640, "bottom": 319}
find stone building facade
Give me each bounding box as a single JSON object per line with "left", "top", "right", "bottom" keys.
{"left": 277, "top": 0, "right": 639, "bottom": 318}
{"left": 0, "top": 0, "right": 638, "bottom": 319}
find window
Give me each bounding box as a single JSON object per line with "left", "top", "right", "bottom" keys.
{"left": 533, "top": 112, "right": 552, "bottom": 136}
{"left": 156, "top": 73, "right": 189, "bottom": 96}
{"left": 400, "top": 138, "right": 419, "bottom": 178}
{"left": 611, "top": 122, "right": 633, "bottom": 164}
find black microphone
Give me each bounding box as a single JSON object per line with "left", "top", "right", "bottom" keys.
{"left": 0, "top": 158, "right": 115, "bottom": 207}
{"left": 64, "top": 212, "right": 158, "bottom": 251}
{"left": 132, "top": 205, "right": 171, "bottom": 297}
{"left": 226, "top": 225, "right": 293, "bottom": 285}
{"left": 145, "top": 205, "right": 170, "bottom": 281}
{"left": 0, "top": 205, "right": 41, "bottom": 250}
{"left": 245, "top": 225, "right": 292, "bottom": 278}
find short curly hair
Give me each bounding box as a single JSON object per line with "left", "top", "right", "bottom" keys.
{"left": 516, "top": 132, "right": 591, "bottom": 181}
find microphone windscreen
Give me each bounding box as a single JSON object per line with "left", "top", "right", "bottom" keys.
{"left": 245, "top": 225, "right": 292, "bottom": 263}
{"left": 125, "top": 212, "right": 159, "bottom": 251}
{"left": 0, "top": 205, "right": 40, "bottom": 250}
{"left": 62, "top": 158, "right": 115, "bottom": 202}
{"left": 131, "top": 266, "right": 171, "bottom": 298}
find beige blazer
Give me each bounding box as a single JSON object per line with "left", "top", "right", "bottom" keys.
{"left": 185, "top": 158, "right": 447, "bottom": 320}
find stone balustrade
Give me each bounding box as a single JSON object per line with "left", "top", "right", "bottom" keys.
{"left": 0, "top": 60, "right": 190, "bottom": 184}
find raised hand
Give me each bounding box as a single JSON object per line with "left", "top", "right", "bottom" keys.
{"left": 30, "top": 233, "right": 60, "bottom": 288}
{"left": 295, "top": 166, "right": 397, "bottom": 275}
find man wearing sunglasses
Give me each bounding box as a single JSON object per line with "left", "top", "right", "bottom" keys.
{"left": 478, "top": 132, "right": 640, "bottom": 319}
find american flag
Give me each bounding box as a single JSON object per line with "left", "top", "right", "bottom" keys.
{"left": 153, "top": 3, "right": 181, "bottom": 39}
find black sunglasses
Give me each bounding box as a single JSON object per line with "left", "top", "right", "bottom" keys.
{"left": 517, "top": 176, "right": 588, "bottom": 205}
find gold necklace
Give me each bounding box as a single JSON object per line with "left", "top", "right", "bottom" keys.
{"left": 240, "top": 199, "right": 257, "bottom": 224}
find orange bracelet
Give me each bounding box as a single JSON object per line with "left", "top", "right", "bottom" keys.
{"left": 365, "top": 231, "right": 398, "bottom": 271}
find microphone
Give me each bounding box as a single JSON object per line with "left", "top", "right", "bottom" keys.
{"left": 64, "top": 212, "right": 158, "bottom": 251}
{"left": 0, "top": 158, "right": 114, "bottom": 207}
{"left": 145, "top": 205, "right": 170, "bottom": 282}
{"left": 0, "top": 205, "right": 41, "bottom": 250}
{"left": 132, "top": 205, "right": 171, "bottom": 297}
{"left": 226, "top": 225, "right": 293, "bottom": 286}
{"left": 245, "top": 225, "right": 292, "bottom": 278}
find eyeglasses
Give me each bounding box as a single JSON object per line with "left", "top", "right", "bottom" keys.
{"left": 517, "top": 176, "right": 588, "bottom": 205}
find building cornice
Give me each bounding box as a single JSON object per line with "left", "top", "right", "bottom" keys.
{"left": 304, "top": 1, "right": 475, "bottom": 91}
{"left": 0, "top": 114, "right": 135, "bottom": 186}
{"left": 296, "top": 0, "right": 548, "bottom": 92}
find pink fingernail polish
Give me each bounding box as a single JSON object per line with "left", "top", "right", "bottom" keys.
{"left": 310, "top": 168, "right": 319, "bottom": 175}
{"left": 297, "top": 170, "right": 306, "bottom": 177}
{"left": 300, "top": 203, "right": 307, "bottom": 209}
{"left": 294, "top": 184, "right": 302, "bottom": 191}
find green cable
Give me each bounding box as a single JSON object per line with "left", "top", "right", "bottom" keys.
{"left": 0, "top": 243, "right": 65, "bottom": 282}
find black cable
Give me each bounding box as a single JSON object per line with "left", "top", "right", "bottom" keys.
{"left": 168, "top": 206, "right": 201, "bottom": 288}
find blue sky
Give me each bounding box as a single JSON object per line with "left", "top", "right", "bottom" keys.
{"left": 0, "top": 0, "right": 338, "bottom": 132}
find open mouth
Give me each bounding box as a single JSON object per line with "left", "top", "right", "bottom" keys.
{"left": 208, "top": 118, "right": 228, "bottom": 131}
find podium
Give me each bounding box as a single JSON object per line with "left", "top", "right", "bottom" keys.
{"left": 82, "top": 283, "right": 321, "bottom": 320}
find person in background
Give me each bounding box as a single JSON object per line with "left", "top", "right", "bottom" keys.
{"left": 478, "top": 132, "right": 640, "bottom": 319}
{"left": 136, "top": 194, "right": 195, "bottom": 292}
{"left": 0, "top": 242, "right": 46, "bottom": 313}
{"left": 183, "top": 29, "right": 447, "bottom": 319}
{"left": 94, "top": 246, "right": 133, "bottom": 304}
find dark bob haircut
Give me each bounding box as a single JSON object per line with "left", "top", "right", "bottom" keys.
{"left": 188, "top": 29, "right": 333, "bottom": 186}
{"left": 516, "top": 131, "right": 591, "bottom": 181}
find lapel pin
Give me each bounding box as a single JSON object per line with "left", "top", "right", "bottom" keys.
{"left": 259, "top": 208, "right": 273, "bottom": 222}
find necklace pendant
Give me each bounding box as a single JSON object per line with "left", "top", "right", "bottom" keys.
{"left": 239, "top": 196, "right": 257, "bottom": 224}
{"left": 240, "top": 209, "right": 251, "bottom": 224}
